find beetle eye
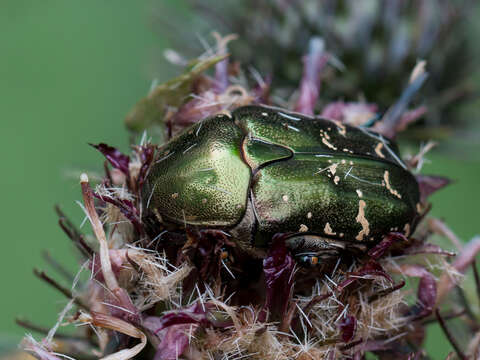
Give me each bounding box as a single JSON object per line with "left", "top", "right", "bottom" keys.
{"left": 296, "top": 253, "right": 320, "bottom": 267}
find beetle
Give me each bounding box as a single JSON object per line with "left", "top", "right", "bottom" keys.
{"left": 141, "top": 105, "right": 420, "bottom": 266}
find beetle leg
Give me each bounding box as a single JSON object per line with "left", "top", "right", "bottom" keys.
{"left": 285, "top": 234, "right": 345, "bottom": 252}
{"left": 343, "top": 242, "right": 368, "bottom": 254}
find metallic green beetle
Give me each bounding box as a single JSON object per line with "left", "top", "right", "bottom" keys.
{"left": 142, "top": 105, "right": 420, "bottom": 264}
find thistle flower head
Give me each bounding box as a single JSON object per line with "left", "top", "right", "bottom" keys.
{"left": 158, "top": 0, "right": 478, "bottom": 136}
{"left": 15, "top": 32, "right": 480, "bottom": 360}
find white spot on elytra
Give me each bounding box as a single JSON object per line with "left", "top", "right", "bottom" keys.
{"left": 322, "top": 137, "right": 337, "bottom": 150}
{"left": 355, "top": 200, "right": 370, "bottom": 241}
{"left": 383, "top": 170, "right": 402, "bottom": 199}
{"left": 324, "top": 222, "right": 336, "bottom": 235}
{"left": 416, "top": 203, "right": 422, "bottom": 213}
{"left": 316, "top": 163, "right": 339, "bottom": 175}
{"left": 299, "top": 224, "right": 308, "bottom": 232}
{"left": 375, "top": 142, "right": 385, "bottom": 158}
{"left": 329, "top": 163, "right": 338, "bottom": 175}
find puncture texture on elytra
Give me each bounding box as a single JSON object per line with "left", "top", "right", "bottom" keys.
{"left": 142, "top": 105, "right": 420, "bottom": 260}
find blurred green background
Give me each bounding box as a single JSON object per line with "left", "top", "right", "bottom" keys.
{"left": 0, "top": 1, "right": 479, "bottom": 358}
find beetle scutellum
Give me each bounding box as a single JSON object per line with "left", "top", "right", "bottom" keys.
{"left": 141, "top": 105, "right": 420, "bottom": 266}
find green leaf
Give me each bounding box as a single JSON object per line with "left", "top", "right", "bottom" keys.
{"left": 125, "top": 54, "right": 227, "bottom": 133}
